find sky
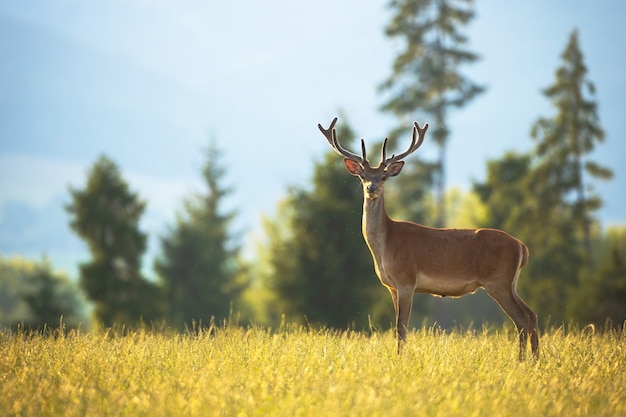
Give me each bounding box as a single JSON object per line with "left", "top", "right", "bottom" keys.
{"left": 1, "top": 0, "right": 625, "bottom": 278}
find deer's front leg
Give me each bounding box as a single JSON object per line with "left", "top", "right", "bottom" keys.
{"left": 387, "top": 287, "right": 401, "bottom": 352}
{"left": 388, "top": 287, "right": 399, "bottom": 319}
{"left": 396, "top": 289, "right": 413, "bottom": 353}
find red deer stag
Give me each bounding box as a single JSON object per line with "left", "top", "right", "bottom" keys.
{"left": 318, "top": 117, "right": 539, "bottom": 360}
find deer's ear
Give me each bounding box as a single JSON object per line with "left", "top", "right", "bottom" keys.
{"left": 344, "top": 159, "right": 363, "bottom": 176}
{"left": 385, "top": 161, "right": 404, "bottom": 177}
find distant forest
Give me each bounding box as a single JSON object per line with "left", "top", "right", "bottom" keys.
{"left": 1, "top": 0, "right": 624, "bottom": 333}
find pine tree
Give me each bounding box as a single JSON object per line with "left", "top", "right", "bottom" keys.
{"left": 473, "top": 152, "right": 533, "bottom": 234}
{"left": 571, "top": 229, "right": 626, "bottom": 329}
{"left": 22, "top": 261, "right": 74, "bottom": 330}
{"left": 0, "top": 256, "right": 84, "bottom": 330}
{"left": 155, "top": 142, "right": 245, "bottom": 330}
{"left": 473, "top": 29, "right": 615, "bottom": 325}
{"left": 66, "top": 155, "right": 163, "bottom": 327}
{"left": 531, "top": 29, "right": 612, "bottom": 266}
{"left": 380, "top": 0, "right": 484, "bottom": 227}
{"left": 259, "top": 120, "right": 393, "bottom": 329}
{"left": 473, "top": 150, "right": 585, "bottom": 324}
{"left": 385, "top": 156, "right": 439, "bottom": 226}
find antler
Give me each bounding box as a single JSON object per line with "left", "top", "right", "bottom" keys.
{"left": 318, "top": 117, "right": 429, "bottom": 168}
{"left": 381, "top": 121, "right": 429, "bottom": 167}
{"left": 317, "top": 117, "right": 369, "bottom": 167}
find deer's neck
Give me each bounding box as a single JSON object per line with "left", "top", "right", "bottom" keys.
{"left": 362, "top": 195, "right": 390, "bottom": 253}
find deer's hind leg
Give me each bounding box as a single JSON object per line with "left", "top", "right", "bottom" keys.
{"left": 484, "top": 282, "right": 537, "bottom": 361}
{"left": 512, "top": 289, "right": 539, "bottom": 358}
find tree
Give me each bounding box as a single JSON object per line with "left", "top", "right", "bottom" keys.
{"left": 473, "top": 151, "right": 584, "bottom": 324}
{"left": 530, "top": 29, "right": 612, "bottom": 266}
{"left": 66, "top": 155, "right": 163, "bottom": 327}
{"left": 380, "top": 0, "right": 484, "bottom": 228}
{"left": 155, "top": 142, "right": 246, "bottom": 330}
{"left": 385, "top": 157, "right": 438, "bottom": 226}
{"left": 571, "top": 228, "right": 626, "bottom": 329}
{"left": 472, "top": 29, "right": 615, "bottom": 326}
{"left": 22, "top": 260, "right": 81, "bottom": 330}
{"left": 258, "top": 120, "right": 393, "bottom": 329}
{"left": 473, "top": 152, "right": 534, "bottom": 235}
{"left": 0, "top": 256, "right": 85, "bottom": 330}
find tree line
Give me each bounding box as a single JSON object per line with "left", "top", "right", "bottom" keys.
{"left": 2, "top": 0, "right": 624, "bottom": 332}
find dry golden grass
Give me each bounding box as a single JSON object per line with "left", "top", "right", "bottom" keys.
{"left": 1, "top": 324, "right": 624, "bottom": 416}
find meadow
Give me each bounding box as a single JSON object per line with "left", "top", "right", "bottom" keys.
{"left": 1, "top": 323, "right": 624, "bottom": 417}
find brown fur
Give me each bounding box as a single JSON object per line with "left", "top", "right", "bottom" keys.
{"left": 318, "top": 117, "right": 539, "bottom": 359}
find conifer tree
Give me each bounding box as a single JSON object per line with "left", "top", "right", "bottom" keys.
{"left": 531, "top": 29, "right": 612, "bottom": 265}
{"left": 473, "top": 152, "right": 582, "bottom": 324}
{"left": 380, "top": 0, "right": 484, "bottom": 227}
{"left": 473, "top": 152, "right": 533, "bottom": 234}
{"left": 67, "top": 155, "right": 163, "bottom": 327}
{"left": 22, "top": 261, "right": 79, "bottom": 330}
{"left": 474, "top": 30, "right": 614, "bottom": 324}
{"left": 155, "top": 142, "right": 245, "bottom": 330}
{"left": 0, "top": 256, "right": 84, "bottom": 330}
{"left": 259, "top": 120, "right": 393, "bottom": 329}
{"left": 571, "top": 229, "right": 626, "bottom": 328}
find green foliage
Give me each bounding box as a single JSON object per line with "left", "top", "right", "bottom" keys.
{"left": 154, "top": 142, "right": 246, "bottom": 330}
{"left": 66, "top": 155, "right": 164, "bottom": 327}
{"left": 258, "top": 120, "right": 393, "bottom": 329}
{"left": 530, "top": 29, "right": 612, "bottom": 264}
{"left": 472, "top": 30, "right": 617, "bottom": 326}
{"left": 385, "top": 158, "right": 438, "bottom": 225}
{"left": 572, "top": 227, "right": 626, "bottom": 328}
{"left": 473, "top": 152, "right": 533, "bottom": 232}
{"left": 0, "top": 256, "right": 85, "bottom": 330}
{"left": 473, "top": 152, "right": 583, "bottom": 324}
{"left": 528, "top": 29, "right": 614, "bottom": 321}
{"left": 380, "top": 0, "right": 485, "bottom": 227}
{"left": 2, "top": 325, "right": 625, "bottom": 416}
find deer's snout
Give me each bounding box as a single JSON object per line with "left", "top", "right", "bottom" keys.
{"left": 366, "top": 184, "right": 379, "bottom": 194}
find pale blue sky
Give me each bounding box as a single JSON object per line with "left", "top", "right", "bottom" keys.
{"left": 1, "top": 0, "right": 624, "bottom": 276}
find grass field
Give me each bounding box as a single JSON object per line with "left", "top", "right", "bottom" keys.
{"left": 1, "top": 323, "right": 624, "bottom": 417}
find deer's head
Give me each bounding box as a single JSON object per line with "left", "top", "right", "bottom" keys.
{"left": 318, "top": 117, "right": 429, "bottom": 200}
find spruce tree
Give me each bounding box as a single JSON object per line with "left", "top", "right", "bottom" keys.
{"left": 571, "top": 230, "right": 626, "bottom": 328}
{"left": 473, "top": 152, "right": 581, "bottom": 324}
{"left": 259, "top": 120, "right": 393, "bottom": 329}
{"left": 155, "top": 142, "right": 245, "bottom": 330}
{"left": 473, "top": 152, "right": 533, "bottom": 234}
{"left": 67, "top": 155, "right": 163, "bottom": 327}
{"left": 531, "top": 29, "right": 612, "bottom": 266}
{"left": 380, "top": 0, "right": 484, "bottom": 227}
{"left": 473, "top": 30, "right": 613, "bottom": 324}
{"left": 22, "top": 261, "right": 76, "bottom": 330}
{"left": 0, "top": 256, "right": 84, "bottom": 330}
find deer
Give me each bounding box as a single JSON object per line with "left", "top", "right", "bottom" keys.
{"left": 318, "top": 117, "right": 539, "bottom": 360}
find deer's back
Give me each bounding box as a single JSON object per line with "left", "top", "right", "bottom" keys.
{"left": 381, "top": 221, "right": 525, "bottom": 287}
